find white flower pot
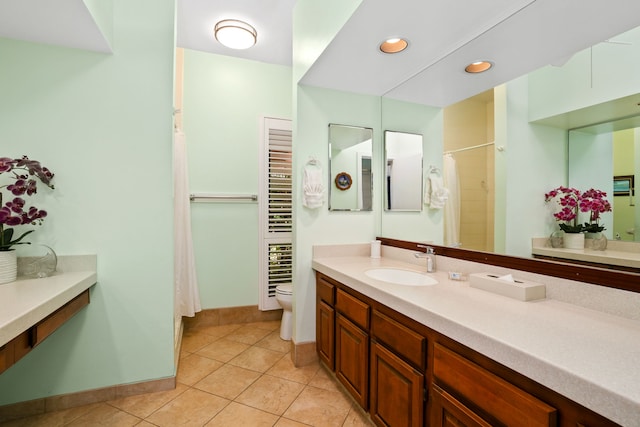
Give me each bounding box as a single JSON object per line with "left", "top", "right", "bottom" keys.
{"left": 0, "top": 250, "right": 17, "bottom": 285}
{"left": 563, "top": 232, "right": 585, "bottom": 249}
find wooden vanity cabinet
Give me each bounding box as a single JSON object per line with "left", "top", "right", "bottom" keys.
{"left": 335, "top": 288, "right": 370, "bottom": 409}
{"left": 370, "top": 310, "right": 426, "bottom": 427}
{"left": 370, "top": 341, "right": 424, "bottom": 427}
{"left": 431, "top": 384, "right": 492, "bottom": 427}
{"left": 0, "top": 289, "right": 90, "bottom": 375}
{"left": 315, "top": 271, "right": 621, "bottom": 427}
{"left": 316, "top": 272, "right": 426, "bottom": 426}
{"left": 316, "top": 275, "right": 335, "bottom": 369}
{"left": 432, "top": 343, "right": 556, "bottom": 427}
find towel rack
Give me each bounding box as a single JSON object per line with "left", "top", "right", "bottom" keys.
{"left": 190, "top": 193, "right": 258, "bottom": 202}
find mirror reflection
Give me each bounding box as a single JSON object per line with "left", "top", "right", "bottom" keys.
{"left": 328, "top": 124, "right": 373, "bottom": 211}
{"left": 442, "top": 90, "right": 495, "bottom": 252}
{"left": 379, "top": 22, "right": 640, "bottom": 265}
{"left": 384, "top": 131, "right": 423, "bottom": 211}
{"left": 569, "top": 123, "right": 639, "bottom": 242}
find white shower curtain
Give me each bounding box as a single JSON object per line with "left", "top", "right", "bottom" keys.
{"left": 443, "top": 153, "right": 460, "bottom": 247}
{"left": 174, "top": 129, "right": 201, "bottom": 317}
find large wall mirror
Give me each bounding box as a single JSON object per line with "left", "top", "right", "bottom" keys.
{"left": 378, "top": 22, "right": 640, "bottom": 274}
{"left": 384, "top": 131, "right": 423, "bottom": 211}
{"left": 328, "top": 124, "right": 374, "bottom": 211}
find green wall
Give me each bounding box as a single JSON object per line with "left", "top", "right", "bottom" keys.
{"left": 0, "top": 0, "right": 176, "bottom": 404}
{"left": 498, "top": 76, "right": 568, "bottom": 257}
{"left": 529, "top": 26, "right": 640, "bottom": 122}
{"left": 293, "top": 85, "right": 382, "bottom": 342}
{"left": 182, "top": 50, "right": 292, "bottom": 308}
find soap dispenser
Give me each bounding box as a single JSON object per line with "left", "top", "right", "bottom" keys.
{"left": 426, "top": 246, "right": 436, "bottom": 273}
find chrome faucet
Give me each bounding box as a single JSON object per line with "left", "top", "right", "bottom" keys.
{"left": 415, "top": 245, "right": 436, "bottom": 272}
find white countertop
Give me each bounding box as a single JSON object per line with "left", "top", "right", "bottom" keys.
{"left": 532, "top": 237, "right": 640, "bottom": 269}
{"left": 312, "top": 253, "right": 640, "bottom": 426}
{"left": 0, "top": 264, "right": 96, "bottom": 347}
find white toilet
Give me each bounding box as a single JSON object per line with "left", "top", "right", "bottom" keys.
{"left": 275, "top": 284, "right": 293, "bottom": 340}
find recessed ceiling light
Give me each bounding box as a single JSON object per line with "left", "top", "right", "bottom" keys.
{"left": 380, "top": 38, "right": 408, "bottom": 54}
{"left": 214, "top": 19, "right": 257, "bottom": 50}
{"left": 465, "top": 61, "right": 493, "bottom": 73}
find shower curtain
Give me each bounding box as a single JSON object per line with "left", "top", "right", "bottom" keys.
{"left": 174, "top": 129, "right": 201, "bottom": 317}
{"left": 443, "top": 153, "right": 460, "bottom": 247}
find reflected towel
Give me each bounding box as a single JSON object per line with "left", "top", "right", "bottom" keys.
{"left": 427, "top": 173, "right": 449, "bottom": 209}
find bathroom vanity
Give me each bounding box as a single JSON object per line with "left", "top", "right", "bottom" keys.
{"left": 313, "top": 244, "right": 638, "bottom": 427}
{"left": 0, "top": 256, "right": 97, "bottom": 375}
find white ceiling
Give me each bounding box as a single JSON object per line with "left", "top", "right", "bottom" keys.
{"left": 2, "top": 0, "right": 640, "bottom": 108}
{"left": 302, "top": 0, "right": 640, "bottom": 107}
{"left": 0, "top": 0, "right": 112, "bottom": 53}
{"left": 176, "top": 0, "right": 296, "bottom": 67}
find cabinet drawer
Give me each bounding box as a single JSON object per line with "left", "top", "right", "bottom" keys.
{"left": 371, "top": 310, "right": 425, "bottom": 370}
{"left": 336, "top": 288, "right": 369, "bottom": 330}
{"left": 13, "top": 331, "right": 31, "bottom": 360}
{"left": 316, "top": 275, "right": 335, "bottom": 305}
{"left": 33, "top": 290, "right": 90, "bottom": 347}
{"left": 0, "top": 331, "right": 30, "bottom": 375}
{"left": 433, "top": 343, "right": 556, "bottom": 427}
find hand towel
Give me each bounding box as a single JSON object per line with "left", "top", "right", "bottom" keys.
{"left": 428, "top": 173, "right": 449, "bottom": 209}
{"left": 303, "top": 161, "right": 325, "bottom": 209}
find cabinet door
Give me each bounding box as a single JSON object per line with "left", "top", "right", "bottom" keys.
{"left": 431, "top": 385, "right": 492, "bottom": 427}
{"left": 433, "top": 344, "right": 556, "bottom": 427}
{"left": 316, "top": 300, "right": 335, "bottom": 370}
{"left": 336, "top": 313, "right": 369, "bottom": 409}
{"left": 370, "top": 341, "right": 424, "bottom": 427}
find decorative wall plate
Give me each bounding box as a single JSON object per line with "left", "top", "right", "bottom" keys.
{"left": 335, "top": 172, "right": 352, "bottom": 190}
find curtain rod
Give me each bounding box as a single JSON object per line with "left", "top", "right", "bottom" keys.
{"left": 444, "top": 141, "right": 495, "bottom": 155}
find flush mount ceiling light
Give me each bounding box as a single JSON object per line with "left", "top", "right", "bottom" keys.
{"left": 214, "top": 19, "right": 257, "bottom": 50}
{"left": 465, "top": 61, "right": 493, "bottom": 73}
{"left": 379, "top": 37, "right": 408, "bottom": 54}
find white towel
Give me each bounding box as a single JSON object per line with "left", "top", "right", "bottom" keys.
{"left": 426, "top": 173, "right": 449, "bottom": 209}
{"left": 303, "top": 161, "right": 325, "bottom": 209}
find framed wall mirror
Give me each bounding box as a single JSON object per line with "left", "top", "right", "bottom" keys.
{"left": 384, "top": 130, "right": 423, "bottom": 211}
{"left": 328, "top": 124, "right": 374, "bottom": 211}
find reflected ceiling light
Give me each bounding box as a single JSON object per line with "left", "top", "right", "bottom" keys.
{"left": 214, "top": 19, "right": 257, "bottom": 50}
{"left": 465, "top": 61, "right": 493, "bottom": 73}
{"left": 380, "top": 37, "right": 408, "bottom": 54}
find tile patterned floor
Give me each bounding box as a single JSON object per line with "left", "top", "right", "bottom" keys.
{"left": 5, "top": 321, "right": 374, "bottom": 426}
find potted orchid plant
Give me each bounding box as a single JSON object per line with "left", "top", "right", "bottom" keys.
{"left": 0, "top": 156, "right": 54, "bottom": 284}
{"left": 579, "top": 188, "right": 612, "bottom": 234}
{"left": 545, "top": 186, "right": 612, "bottom": 249}
{"left": 544, "top": 186, "right": 585, "bottom": 233}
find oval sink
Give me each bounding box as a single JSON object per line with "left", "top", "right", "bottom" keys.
{"left": 365, "top": 268, "right": 438, "bottom": 286}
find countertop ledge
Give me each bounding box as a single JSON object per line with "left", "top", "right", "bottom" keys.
{"left": 0, "top": 255, "right": 97, "bottom": 347}
{"left": 312, "top": 253, "right": 640, "bottom": 427}
{"left": 532, "top": 237, "right": 640, "bottom": 269}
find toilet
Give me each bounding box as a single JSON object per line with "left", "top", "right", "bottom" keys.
{"left": 275, "top": 284, "right": 293, "bottom": 340}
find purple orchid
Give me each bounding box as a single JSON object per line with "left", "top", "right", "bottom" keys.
{"left": 0, "top": 156, "right": 54, "bottom": 251}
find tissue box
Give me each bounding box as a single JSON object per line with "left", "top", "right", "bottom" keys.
{"left": 469, "top": 273, "right": 546, "bottom": 301}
